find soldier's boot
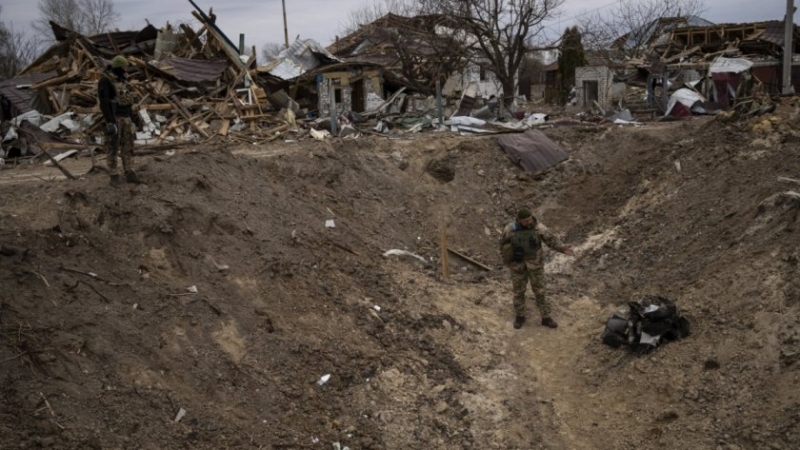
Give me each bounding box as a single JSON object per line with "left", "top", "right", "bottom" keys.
{"left": 513, "top": 315, "right": 526, "bottom": 329}
{"left": 124, "top": 170, "right": 140, "bottom": 184}
{"left": 109, "top": 174, "right": 123, "bottom": 186}
{"left": 541, "top": 317, "right": 558, "bottom": 329}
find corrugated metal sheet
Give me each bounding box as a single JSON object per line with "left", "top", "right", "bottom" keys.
{"left": 149, "top": 58, "right": 229, "bottom": 82}
{"left": 0, "top": 72, "right": 59, "bottom": 113}
{"left": 260, "top": 39, "right": 341, "bottom": 80}
{"left": 751, "top": 66, "right": 781, "bottom": 92}
{"left": 760, "top": 21, "right": 791, "bottom": 46}
{"left": 454, "top": 95, "right": 476, "bottom": 117}
{"left": 497, "top": 130, "right": 569, "bottom": 173}
{"left": 453, "top": 82, "right": 479, "bottom": 117}
{"left": 87, "top": 25, "right": 158, "bottom": 49}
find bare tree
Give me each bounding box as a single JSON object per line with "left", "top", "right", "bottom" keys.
{"left": 332, "top": 7, "right": 470, "bottom": 95}
{"left": 429, "top": 0, "right": 564, "bottom": 106}
{"left": 261, "top": 42, "right": 284, "bottom": 62}
{"left": 381, "top": 15, "right": 471, "bottom": 94}
{"left": 33, "top": 0, "right": 119, "bottom": 39}
{"left": 80, "top": 0, "right": 119, "bottom": 35}
{"left": 0, "top": 7, "right": 40, "bottom": 80}
{"left": 338, "top": 0, "right": 417, "bottom": 36}
{"left": 577, "top": 0, "right": 707, "bottom": 63}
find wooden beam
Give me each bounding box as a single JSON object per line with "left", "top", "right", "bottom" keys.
{"left": 40, "top": 142, "right": 93, "bottom": 151}
{"left": 75, "top": 39, "right": 105, "bottom": 70}
{"left": 30, "top": 73, "right": 74, "bottom": 90}
{"left": 440, "top": 222, "right": 449, "bottom": 279}
{"left": 447, "top": 248, "right": 492, "bottom": 271}
{"left": 218, "top": 119, "right": 230, "bottom": 136}
{"left": 168, "top": 95, "right": 210, "bottom": 138}
{"left": 262, "top": 123, "right": 291, "bottom": 135}
{"left": 39, "top": 147, "right": 77, "bottom": 180}
{"left": 663, "top": 45, "right": 702, "bottom": 64}
{"left": 155, "top": 118, "right": 180, "bottom": 145}
{"left": 240, "top": 113, "right": 279, "bottom": 121}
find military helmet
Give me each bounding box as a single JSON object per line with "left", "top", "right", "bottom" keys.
{"left": 517, "top": 208, "right": 533, "bottom": 219}
{"left": 111, "top": 55, "right": 129, "bottom": 69}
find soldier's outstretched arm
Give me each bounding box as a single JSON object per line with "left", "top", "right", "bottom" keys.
{"left": 536, "top": 223, "right": 571, "bottom": 254}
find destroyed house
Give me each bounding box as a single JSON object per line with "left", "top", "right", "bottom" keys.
{"left": 327, "top": 13, "right": 503, "bottom": 99}
{"left": 661, "top": 20, "right": 800, "bottom": 94}
{"left": 0, "top": 2, "right": 310, "bottom": 158}
{"left": 574, "top": 16, "right": 800, "bottom": 117}
{"left": 613, "top": 16, "right": 715, "bottom": 55}
{"left": 0, "top": 21, "right": 160, "bottom": 120}
{"left": 257, "top": 38, "right": 385, "bottom": 116}
{"left": 327, "top": 13, "right": 459, "bottom": 84}
{"left": 668, "top": 21, "right": 800, "bottom": 56}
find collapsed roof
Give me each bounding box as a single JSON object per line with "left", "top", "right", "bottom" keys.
{"left": 257, "top": 39, "right": 341, "bottom": 80}
{"left": 613, "top": 16, "right": 715, "bottom": 52}
{"left": 326, "top": 13, "right": 469, "bottom": 94}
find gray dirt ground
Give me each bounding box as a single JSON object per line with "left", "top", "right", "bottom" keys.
{"left": 1, "top": 111, "right": 800, "bottom": 449}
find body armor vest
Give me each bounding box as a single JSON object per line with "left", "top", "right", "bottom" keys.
{"left": 512, "top": 226, "right": 541, "bottom": 257}
{"left": 103, "top": 72, "right": 133, "bottom": 116}
{"left": 115, "top": 79, "right": 133, "bottom": 107}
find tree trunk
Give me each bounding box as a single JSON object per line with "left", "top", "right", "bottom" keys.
{"left": 501, "top": 78, "right": 516, "bottom": 108}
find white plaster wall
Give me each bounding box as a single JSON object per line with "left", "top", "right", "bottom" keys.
{"left": 445, "top": 63, "right": 511, "bottom": 99}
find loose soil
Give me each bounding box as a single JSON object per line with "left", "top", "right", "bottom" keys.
{"left": 1, "top": 112, "right": 799, "bottom": 450}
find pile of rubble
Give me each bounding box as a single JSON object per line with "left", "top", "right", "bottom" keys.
{"left": 0, "top": 4, "right": 291, "bottom": 162}
{"left": 0, "top": 3, "right": 586, "bottom": 168}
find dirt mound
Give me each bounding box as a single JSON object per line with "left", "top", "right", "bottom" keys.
{"left": 1, "top": 118, "right": 799, "bottom": 449}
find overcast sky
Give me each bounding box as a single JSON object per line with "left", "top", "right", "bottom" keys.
{"left": 1, "top": 0, "right": 796, "bottom": 52}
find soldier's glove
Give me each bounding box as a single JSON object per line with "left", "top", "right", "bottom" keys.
{"left": 512, "top": 245, "right": 524, "bottom": 262}
{"left": 104, "top": 123, "right": 118, "bottom": 135}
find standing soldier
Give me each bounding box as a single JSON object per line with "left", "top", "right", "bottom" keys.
{"left": 98, "top": 55, "right": 139, "bottom": 185}
{"left": 500, "top": 208, "right": 573, "bottom": 329}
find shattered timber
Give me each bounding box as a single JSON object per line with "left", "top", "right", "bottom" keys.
{"left": 2, "top": 3, "right": 800, "bottom": 450}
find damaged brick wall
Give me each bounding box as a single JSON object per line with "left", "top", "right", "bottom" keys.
{"left": 318, "top": 72, "right": 383, "bottom": 116}
{"left": 318, "top": 82, "right": 352, "bottom": 117}
{"left": 575, "top": 66, "right": 614, "bottom": 109}
{"left": 365, "top": 76, "right": 383, "bottom": 110}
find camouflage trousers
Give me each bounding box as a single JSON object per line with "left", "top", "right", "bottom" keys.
{"left": 107, "top": 116, "right": 134, "bottom": 176}
{"left": 509, "top": 263, "right": 552, "bottom": 318}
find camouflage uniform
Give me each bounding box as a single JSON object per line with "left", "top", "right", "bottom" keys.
{"left": 98, "top": 64, "right": 136, "bottom": 180}
{"left": 104, "top": 74, "right": 135, "bottom": 176}
{"left": 499, "top": 217, "right": 568, "bottom": 319}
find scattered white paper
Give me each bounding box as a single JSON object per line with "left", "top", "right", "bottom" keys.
{"left": 383, "top": 249, "right": 427, "bottom": 264}
{"left": 174, "top": 408, "right": 187, "bottom": 423}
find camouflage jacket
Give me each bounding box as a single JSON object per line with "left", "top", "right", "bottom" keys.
{"left": 499, "top": 220, "right": 567, "bottom": 269}
{"left": 98, "top": 69, "right": 134, "bottom": 124}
